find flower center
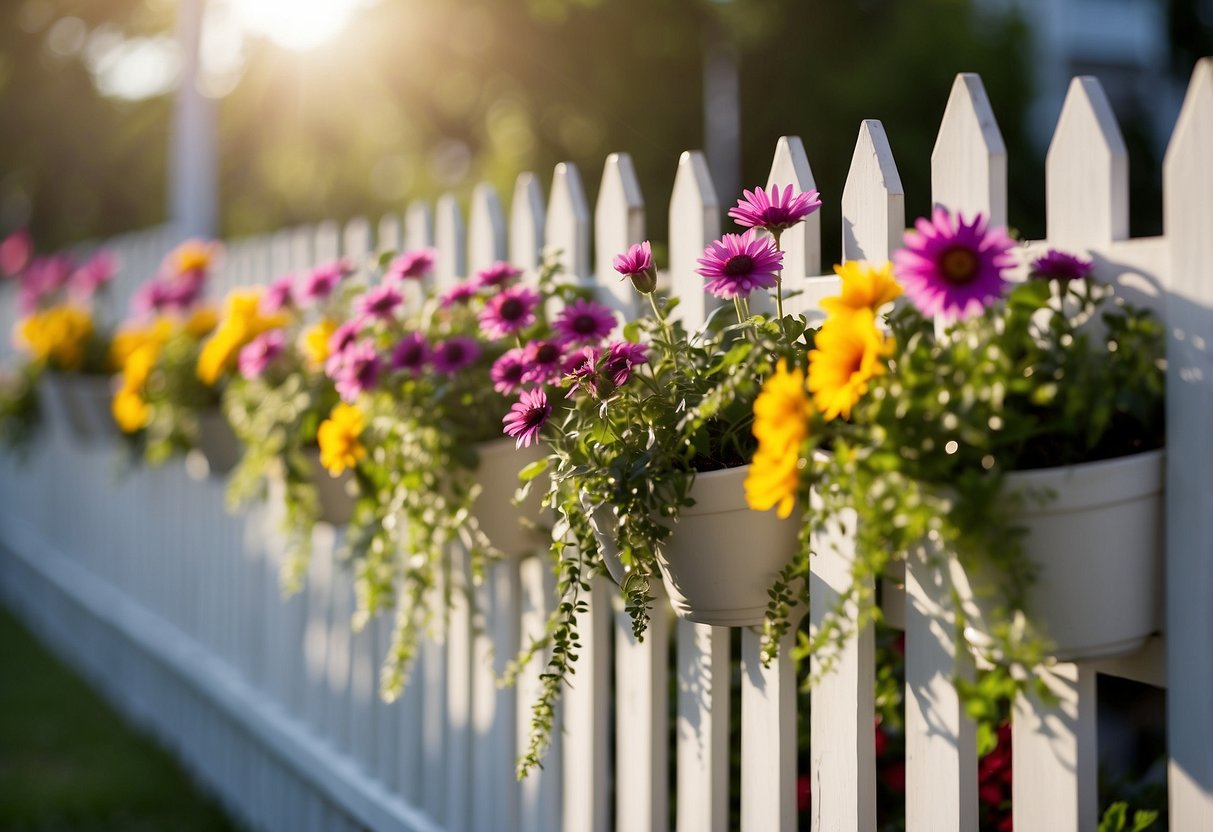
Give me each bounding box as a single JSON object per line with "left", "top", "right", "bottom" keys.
{"left": 500, "top": 297, "right": 524, "bottom": 320}
{"left": 723, "top": 254, "right": 755, "bottom": 277}
{"left": 939, "top": 246, "right": 979, "bottom": 284}
{"left": 572, "top": 314, "right": 596, "bottom": 334}
{"left": 535, "top": 343, "right": 560, "bottom": 364}
{"left": 445, "top": 344, "right": 465, "bottom": 362}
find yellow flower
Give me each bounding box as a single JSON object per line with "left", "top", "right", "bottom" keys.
{"left": 196, "top": 325, "right": 245, "bottom": 386}
{"left": 112, "top": 388, "right": 151, "bottom": 432}
{"left": 821, "top": 260, "right": 902, "bottom": 317}
{"left": 171, "top": 239, "right": 217, "bottom": 275}
{"left": 14, "top": 306, "right": 94, "bottom": 370}
{"left": 745, "top": 360, "right": 811, "bottom": 519}
{"left": 121, "top": 343, "right": 159, "bottom": 393}
{"left": 183, "top": 305, "right": 219, "bottom": 338}
{"left": 110, "top": 318, "right": 172, "bottom": 368}
{"left": 808, "top": 308, "right": 890, "bottom": 421}
{"left": 196, "top": 289, "right": 287, "bottom": 385}
{"left": 301, "top": 319, "right": 337, "bottom": 369}
{"left": 317, "top": 403, "right": 366, "bottom": 475}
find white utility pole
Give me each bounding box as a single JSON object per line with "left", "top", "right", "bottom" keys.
{"left": 169, "top": 0, "right": 218, "bottom": 239}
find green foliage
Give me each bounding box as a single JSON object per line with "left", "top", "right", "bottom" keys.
{"left": 0, "top": 363, "right": 42, "bottom": 456}
{"left": 137, "top": 326, "right": 222, "bottom": 466}
{"left": 1098, "top": 802, "right": 1159, "bottom": 832}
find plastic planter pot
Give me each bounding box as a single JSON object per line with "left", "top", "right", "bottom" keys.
{"left": 41, "top": 371, "right": 118, "bottom": 443}
{"left": 587, "top": 464, "right": 801, "bottom": 627}
{"left": 961, "top": 448, "right": 1164, "bottom": 662}
{"left": 472, "top": 438, "right": 549, "bottom": 559}
{"left": 304, "top": 449, "right": 357, "bottom": 527}
{"left": 193, "top": 409, "right": 242, "bottom": 476}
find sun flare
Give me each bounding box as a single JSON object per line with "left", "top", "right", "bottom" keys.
{"left": 230, "top": 0, "right": 374, "bottom": 51}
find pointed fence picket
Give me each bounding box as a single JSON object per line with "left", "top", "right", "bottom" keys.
{"left": 4, "top": 62, "right": 1213, "bottom": 832}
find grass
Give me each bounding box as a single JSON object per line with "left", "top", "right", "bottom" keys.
{"left": 0, "top": 606, "right": 241, "bottom": 832}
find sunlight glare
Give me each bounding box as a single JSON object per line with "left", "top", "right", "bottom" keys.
{"left": 231, "top": 0, "right": 374, "bottom": 51}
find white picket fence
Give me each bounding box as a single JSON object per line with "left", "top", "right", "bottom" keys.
{"left": 2, "top": 61, "right": 1213, "bottom": 832}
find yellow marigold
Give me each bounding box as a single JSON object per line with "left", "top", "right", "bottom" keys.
{"left": 820, "top": 260, "right": 902, "bottom": 317}
{"left": 745, "top": 360, "right": 811, "bottom": 518}
{"left": 808, "top": 308, "right": 890, "bottom": 421}
{"left": 15, "top": 305, "right": 94, "bottom": 370}
{"left": 196, "top": 289, "right": 287, "bottom": 385}
{"left": 110, "top": 318, "right": 172, "bottom": 368}
{"left": 171, "top": 239, "right": 217, "bottom": 275}
{"left": 317, "top": 403, "right": 366, "bottom": 475}
{"left": 196, "top": 324, "right": 245, "bottom": 386}
{"left": 112, "top": 388, "right": 151, "bottom": 433}
{"left": 301, "top": 319, "right": 337, "bottom": 369}
{"left": 183, "top": 305, "right": 219, "bottom": 338}
{"left": 121, "top": 343, "right": 159, "bottom": 394}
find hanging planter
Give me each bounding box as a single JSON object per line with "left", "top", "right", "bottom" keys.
{"left": 304, "top": 448, "right": 357, "bottom": 526}
{"left": 959, "top": 448, "right": 1165, "bottom": 662}
{"left": 588, "top": 464, "right": 801, "bottom": 627}
{"left": 42, "top": 371, "right": 118, "bottom": 443}
{"left": 472, "top": 438, "right": 549, "bottom": 559}
{"left": 193, "top": 409, "right": 242, "bottom": 476}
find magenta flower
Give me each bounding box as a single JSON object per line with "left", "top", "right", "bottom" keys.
{"left": 262, "top": 274, "right": 297, "bottom": 314}
{"left": 728, "top": 184, "right": 822, "bottom": 233}
{"left": 479, "top": 285, "right": 541, "bottom": 339}
{"left": 296, "top": 260, "right": 353, "bottom": 305}
{"left": 502, "top": 388, "right": 552, "bottom": 448}
{"left": 475, "top": 261, "right": 523, "bottom": 290}
{"left": 0, "top": 229, "right": 32, "bottom": 278}
{"left": 564, "top": 346, "right": 602, "bottom": 399}
{"left": 238, "top": 330, "right": 285, "bottom": 380}
{"left": 1029, "top": 248, "right": 1093, "bottom": 281}
{"left": 554, "top": 298, "right": 615, "bottom": 345}
{"left": 324, "top": 320, "right": 362, "bottom": 375}
{"left": 387, "top": 248, "right": 437, "bottom": 282}
{"left": 491, "top": 348, "right": 527, "bottom": 395}
{"left": 893, "top": 209, "right": 1016, "bottom": 321}
{"left": 431, "top": 336, "right": 481, "bottom": 375}
{"left": 695, "top": 230, "right": 783, "bottom": 300}
{"left": 390, "top": 332, "right": 430, "bottom": 375}
{"left": 603, "top": 341, "right": 649, "bottom": 386}
{"left": 68, "top": 250, "right": 118, "bottom": 303}
{"left": 330, "top": 339, "right": 382, "bottom": 402}
{"left": 441, "top": 280, "right": 479, "bottom": 308}
{"left": 521, "top": 339, "right": 565, "bottom": 385}
{"left": 355, "top": 283, "right": 404, "bottom": 323}
{"left": 19, "top": 256, "right": 74, "bottom": 313}
{"left": 613, "top": 241, "right": 657, "bottom": 294}
{"left": 131, "top": 279, "right": 174, "bottom": 317}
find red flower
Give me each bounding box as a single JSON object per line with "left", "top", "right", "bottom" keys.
{"left": 796, "top": 774, "right": 811, "bottom": 812}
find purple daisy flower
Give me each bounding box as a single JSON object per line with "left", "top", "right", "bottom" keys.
{"left": 521, "top": 339, "right": 565, "bottom": 385}
{"left": 165, "top": 269, "right": 207, "bottom": 312}
{"left": 602, "top": 341, "right": 649, "bottom": 386}
{"left": 130, "top": 278, "right": 174, "bottom": 318}
{"left": 613, "top": 240, "right": 657, "bottom": 294}
{"left": 324, "top": 320, "right": 362, "bottom": 375}
{"left": 563, "top": 346, "right": 602, "bottom": 399}
{"left": 502, "top": 388, "right": 551, "bottom": 448}
{"left": 474, "top": 261, "right": 523, "bottom": 290}
{"left": 389, "top": 332, "right": 430, "bottom": 375}
{"left": 695, "top": 230, "right": 783, "bottom": 300}
{"left": 0, "top": 228, "right": 32, "bottom": 278}
{"left": 728, "top": 184, "right": 822, "bottom": 233}
{"left": 238, "top": 329, "right": 285, "bottom": 380}
{"left": 893, "top": 208, "right": 1016, "bottom": 321}
{"left": 296, "top": 260, "right": 353, "bottom": 305}
{"left": 354, "top": 283, "right": 404, "bottom": 323}
{"left": 431, "top": 336, "right": 481, "bottom": 375}
{"left": 1029, "top": 248, "right": 1093, "bottom": 281}
{"left": 479, "top": 285, "right": 541, "bottom": 339}
{"left": 261, "top": 274, "right": 297, "bottom": 314}
{"left": 491, "top": 348, "right": 528, "bottom": 395}
{"left": 553, "top": 298, "right": 615, "bottom": 345}
{"left": 441, "top": 280, "right": 479, "bottom": 308}
{"left": 68, "top": 250, "right": 118, "bottom": 302}
{"left": 387, "top": 248, "right": 437, "bottom": 282}
{"left": 330, "top": 339, "right": 382, "bottom": 402}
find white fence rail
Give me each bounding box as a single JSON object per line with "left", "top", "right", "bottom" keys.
{"left": 3, "top": 62, "right": 1213, "bottom": 831}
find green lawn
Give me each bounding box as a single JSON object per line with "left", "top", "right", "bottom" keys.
{"left": 0, "top": 607, "right": 241, "bottom": 831}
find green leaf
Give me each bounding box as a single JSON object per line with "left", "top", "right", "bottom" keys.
{"left": 519, "top": 458, "right": 549, "bottom": 482}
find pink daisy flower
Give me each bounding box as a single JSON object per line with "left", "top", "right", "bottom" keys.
{"left": 261, "top": 274, "right": 296, "bottom": 314}
{"left": 238, "top": 330, "right": 285, "bottom": 380}
{"left": 431, "top": 336, "right": 481, "bottom": 375}
{"left": 479, "top": 285, "right": 540, "bottom": 339}
{"left": 387, "top": 248, "right": 437, "bottom": 282}
{"left": 324, "top": 320, "right": 362, "bottom": 376}
{"left": 613, "top": 241, "right": 657, "bottom": 294}
{"left": 441, "top": 280, "right": 479, "bottom": 308}
{"left": 491, "top": 348, "right": 527, "bottom": 395}
{"left": 502, "top": 388, "right": 551, "bottom": 448}
{"left": 1029, "top": 248, "right": 1093, "bottom": 281}
{"left": 329, "top": 339, "right": 382, "bottom": 402}
{"left": 893, "top": 209, "right": 1016, "bottom": 321}
{"left": 0, "top": 229, "right": 32, "bottom": 278}
{"left": 389, "top": 332, "right": 430, "bottom": 375}
{"left": 695, "top": 230, "right": 783, "bottom": 300}
{"left": 602, "top": 341, "right": 648, "bottom": 386}
{"left": 521, "top": 339, "right": 565, "bottom": 385}
{"left": 564, "top": 346, "right": 602, "bottom": 399}
{"left": 553, "top": 298, "right": 615, "bottom": 345}
{"left": 728, "top": 184, "right": 822, "bottom": 233}
{"left": 475, "top": 261, "right": 523, "bottom": 290}
{"left": 296, "top": 260, "right": 353, "bottom": 305}
{"left": 68, "top": 250, "right": 118, "bottom": 302}
{"left": 354, "top": 283, "right": 404, "bottom": 323}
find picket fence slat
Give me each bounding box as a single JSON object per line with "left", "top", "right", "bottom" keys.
{"left": 561, "top": 577, "right": 612, "bottom": 832}
{"left": 421, "top": 572, "right": 450, "bottom": 822}
{"left": 675, "top": 620, "right": 729, "bottom": 832}
{"left": 510, "top": 172, "right": 547, "bottom": 277}
{"left": 405, "top": 200, "right": 435, "bottom": 251}
{"left": 444, "top": 546, "right": 474, "bottom": 832}
{"left": 740, "top": 628, "right": 798, "bottom": 832}
{"left": 594, "top": 152, "right": 645, "bottom": 317}
{"left": 469, "top": 182, "right": 507, "bottom": 274}
{"left": 931, "top": 73, "right": 1008, "bottom": 228}
{"left": 545, "top": 162, "right": 592, "bottom": 284}
{"left": 1163, "top": 56, "right": 1213, "bottom": 831}
{"left": 668, "top": 150, "right": 720, "bottom": 329}
{"left": 767, "top": 136, "right": 822, "bottom": 279}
